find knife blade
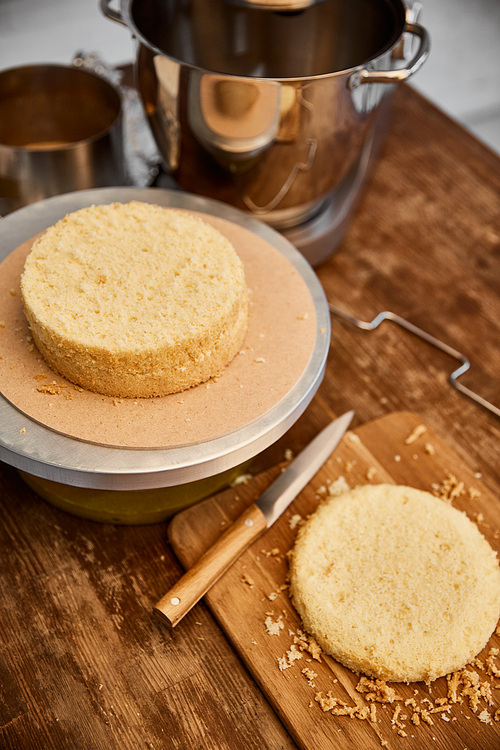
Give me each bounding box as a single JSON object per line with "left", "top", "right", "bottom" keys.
{"left": 154, "top": 409, "right": 354, "bottom": 627}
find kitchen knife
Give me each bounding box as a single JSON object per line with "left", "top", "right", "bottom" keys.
{"left": 154, "top": 409, "right": 354, "bottom": 627}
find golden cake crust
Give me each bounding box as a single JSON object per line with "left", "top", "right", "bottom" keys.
{"left": 289, "top": 483, "right": 500, "bottom": 683}
{"left": 20, "top": 201, "right": 249, "bottom": 398}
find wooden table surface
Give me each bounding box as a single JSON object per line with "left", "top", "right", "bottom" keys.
{"left": 1, "top": 83, "right": 499, "bottom": 749}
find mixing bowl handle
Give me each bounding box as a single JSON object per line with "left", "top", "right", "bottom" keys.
{"left": 99, "top": 0, "right": 127, "bottom": 26}
{"left": 349, "top": 22, "right": 430, "bottom": 88}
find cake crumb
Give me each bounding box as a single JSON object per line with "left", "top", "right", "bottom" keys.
{"left": 37, "top": 382, "right": 66, "bottom": 395}
{"left": 242, "top": 572, "right": 255, "bottom": 588}
{"left": 346, "top": 432, "right": 360, "bottom": 444}
{"left": 326, "top": 476, "right": 350, "bottom": 497}
{"left": 261, "top": 547, "right": 281, "bottom": 558}
{"left": 478, "top": 709, "right": 492, "bottom": 725}
{"left": 289, "top": 514, "right": 303, "bottom": 530}
{"left": 431, "top": 473, "right": 464, "bottom": 503}
{"left": 314, "top": 692, "right": 371, "bottom": 721}
{"left": 267, "top": 584, "right": 288, "bottom": 602}
{"left": 356, "top": 676, "right": 402, "bottom": 704}
{"left": 265, "top": 614, "right": 284, "bottom": 636}
{"left": 485, "top": 648, "right": 500, "bottom": 678}
{"left": 302, "top": 667, "right": 317, "bottom": 687}
{"left": 230, "top": 473, "right": 252, "bottom": 487}
{"left": 290, "top": 629, "right": 322, "bottom": 661}
{"left": 391, "top": 703, "right": 408, "bottom": 736}
{"left": 420, "top": 709, "right": 434, "bottom": 725}
{"left": 278, "top": 656, "right": 292, "bottom": 671}
{"left": 405, "top": 424, "right": 427, "bottom": 444}
{"left": 286, "top": 644, "right": 303, "bottom": 664}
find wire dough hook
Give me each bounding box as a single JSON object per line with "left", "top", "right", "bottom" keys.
{"left": 329, "top": 304, "right": 500, "bottom": 420}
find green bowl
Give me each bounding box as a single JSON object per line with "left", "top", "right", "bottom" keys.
{"left": 19, "top": 462, "right": 250, "bottom": 524}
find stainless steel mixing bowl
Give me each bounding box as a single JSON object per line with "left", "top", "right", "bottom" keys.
{"left": 101, "top": 0, "right": 429, "bottom": 227}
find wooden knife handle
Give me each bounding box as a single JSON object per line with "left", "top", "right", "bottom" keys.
{"left": 154, "top": 503, "right": 268, "bottom": 627}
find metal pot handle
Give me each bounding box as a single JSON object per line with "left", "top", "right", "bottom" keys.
{"left": 99, "top": 0, "right": 126, "bottom": 26}
{"left": 349, "top": 22, "right": 430, "bottom": 89}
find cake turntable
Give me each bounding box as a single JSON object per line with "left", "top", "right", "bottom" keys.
{"left": 0, "top": 187, "right": 330, "bottom": 523}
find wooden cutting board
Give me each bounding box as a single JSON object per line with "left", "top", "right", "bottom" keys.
{"left": 168, "top": 412, "right": 500, "bottom": 749}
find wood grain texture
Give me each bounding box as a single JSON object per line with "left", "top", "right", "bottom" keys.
{"left": 0, "top": 464, "right": 296, "bottom": 750}
{"left": 318, "top": 85, "right": 500, "bottom": 479}
{"left": 169, "top": 412, "right": 500, "bottom": 749}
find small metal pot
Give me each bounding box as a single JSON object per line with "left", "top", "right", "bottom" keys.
{"left": 102, "top": 0, "right": 429, "bottom": 227}
{"left": 0, "top": 64, "right": 125, "bottom": 215}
